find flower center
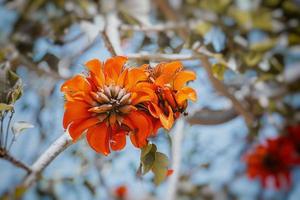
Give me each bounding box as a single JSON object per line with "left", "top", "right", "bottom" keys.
{"left": 263, "top": 154, "right": 280, "bottom": 172}
{"left": 89, "top": 85, "right": 135, "bottom": 125}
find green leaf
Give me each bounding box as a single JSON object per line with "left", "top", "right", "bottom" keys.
{"left": 141, "top": 143, "right": 154, "bottom": 158}
{"left": 7, "top": 70, "right": 20, "bottom": 87}
{"left": 152, "top": 152, "right": 169, "bottom": 185}
{"left": 0, "top": 103, "right": 13, "bottom": 111}
{"left": 142, "top": 152, "right": 155, "bottom": 174}
{"left": 14, "top": 186, "right": 26, "bottom": 199}
{"left": 250, "top": 38, "right": 277, "bottom": 52}
{"left": 141, "top": 143, "right": 157, "bottom": 174}
{"left": 243, "top": 52, "right": 263, "bottom": 67}
{"left": 139, "top": 145, "right": 170, "bottom": 185}
{"left": 212, "top": 63, "right": 227, "bottom": 80}
{"left": 194, "top": 21, "right": 212, "bottom": 37}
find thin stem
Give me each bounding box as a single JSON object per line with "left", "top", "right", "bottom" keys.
{"left": 0, "top": 148, "right": 32, "bottom": 173}
{"left": 4, "top": 110, "right": 14, "bottom": 149}
{"left": 0, "top": 111, "right": 7, "bottom": 148}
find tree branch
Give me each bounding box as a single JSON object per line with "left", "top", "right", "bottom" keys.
{"left": 187, "top": 108, "right": 238, "bottom": 125}
{"left": 127, "top": 52, "right": 198, "bottom": 61}
{"left": 21, "top": 133, "right": 72, "bottom": 188}
{"left": 0, "top": 148, "right": 32, "bottom": 173}
{"left": 197, "top": 54, "right": 255, "bottom": 126}
{"left": 166, "top": 118, "right": 185, "bottom": 200}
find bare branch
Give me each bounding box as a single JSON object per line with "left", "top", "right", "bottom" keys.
{"left": 21, "top": 133, "right": 72, "bottom": 188}
{"left": 0, "top": 148, "right": 32, "bottom": 173}
{"left": 101, "top": 30, "right": 117, "bottom": 57}
{"left": 166, "top": 118, "right": 185, "bottom": 200}
{"left": 153, "top": 0, "right": 189, "bottom": 39}
{"left": 102, "top": 0, "right": 123, "bottom": 56}
{"left": 196, "top": 54, "right": 255, "bottom": 126}
{"left": 127, "top": 52, "right": 198, "bottom": 61}
{"left": 187, "top": 108, "right": 238, "bottom": 125}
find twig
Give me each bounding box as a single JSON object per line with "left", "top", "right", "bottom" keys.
{"left": 127, "top": 52, "right": 198, "bottom": 61}
{"left": 187, "top": 108, "right": 238, "bottom": 125}
{"left": 197, "top": 54, "right": 255, "bottom": 126}
{"left": 120, "top": 21, "right": 192, "bottom": 32}
{"left": 101, "top": 30, "right": 117, "bottom": 57}
{"left": 166, "top": 118, "right": 185, "bottom": 200}
{"left": 4, "top": 110, "right": 14, "bottom": 149}
{"left": 21, "top": 133, "right": 72, "bottom": 188}
{"left": 153, "top": 0, "right": 189, "bottom": 39}
{"left": 102, "top": 1, "right": 123, "bottom": 56}
{"left": 0, "top": 148, "right": 32, "bottom": 173}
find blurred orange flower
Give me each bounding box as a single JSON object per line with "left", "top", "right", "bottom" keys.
{"left": 146, "top": 61, "right": 197, "bottom": 130}
{"left": 61, "top": 56, "right": 156, "bottom": 155}
{"left": 244, "top": 138, "right": 292, "bottom": 189}
{"left": 114, "top": 185, "right": 127, "bottom": 199}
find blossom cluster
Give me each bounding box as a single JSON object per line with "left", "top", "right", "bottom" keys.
{"left": 244, "top": 124, "right": 300, "bottom": 189}
{"left": 61, "top": 56, "right": 196, "bottom": 155}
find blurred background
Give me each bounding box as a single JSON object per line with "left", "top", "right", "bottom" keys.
{"left": 0, "top": 0, "right": 300, "bottom": 199}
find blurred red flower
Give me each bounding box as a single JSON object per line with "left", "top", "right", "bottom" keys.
{"left": 244, "top": 138, "right": 293, "bottom": 189}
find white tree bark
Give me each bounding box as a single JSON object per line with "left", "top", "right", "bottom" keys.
{"left": 166, "top": 119, "right": 185, "bottom": 200}
{"left": 21, "top": 133, "right": 72, "bottom": 188}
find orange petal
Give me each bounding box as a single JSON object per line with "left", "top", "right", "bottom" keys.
{"left": 110, "top": 131, "right": 126, "bottom": 151}
{"left": 175, "top": 86, "right": 197, "bottom": 106}
{"left": 86, "top": 123, "right": 110, "bottom": 155}
{"left": 148, "top": 103, "right": 173, "bottom": 130}
{"left": 161, "top": 61, "right": 182, "bottom": 75}
{"left": 104, "top": 56, "right": 127, "bottom": 84}
{"left": 85, "top": 59, "right": 105, "bottom": 87}
{"left": 61, "top": 75, "right": 91, "bottom": 94}
{"left": 155, "top": 74, "right": 173, "bottom": 87}
{"left": 148, "top": 103, "right": 161, "bottom": 118}
{"left": 123, "top": 111, "right": 152, "bottom": 148}
{"left": 125, "top": 68, "right": 148, "bottom": 90}
{"left": 173, "top": 70, "right": 196, "bottom": 90}
{"left": 63, "top": 101, "right": 91, "bottom": 128}
{"left": 68, "top": 117, "right": 99, "bottom": 141}
{"left": 159, "top": 106, "right": 174, "bottom": 130}
{"left": 116, "top": 68, "right": 128, "bottom": 87}
{"left": 166, "top": 169, "right": 174, "bottom": 177}
{"left": 131, "top": 92, "right": 153, "bottom": 105}
{"left": 162, "top": 88, "right": 177, "bottom": 109}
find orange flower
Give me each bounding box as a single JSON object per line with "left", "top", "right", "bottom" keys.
{"left": 114, "top": 185, "right": 127, "bottom": 199}
{"left": 61, "top": 56, "right": 157, "bottom": 155}
{"left": 146, "top": 61, "right": 197, "bottom": 130}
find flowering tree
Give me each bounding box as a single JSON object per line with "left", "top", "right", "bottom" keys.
{"left": 0, "top": 0, "right": 300, "bottom": 199}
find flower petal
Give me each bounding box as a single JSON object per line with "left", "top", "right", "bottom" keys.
{"left": 125, "top": 68, "right": 148, "bottom": 90}
{"left": 110, "top": 130, "right": 126, "bottom": 151}
{"left": 175, "top": 86, "right": 197, "bottom": 106}
{"left": 63, "top": 101, "right": 91, "bottom": 128}
{"left": 61, "top": 75, "right": 91, "bottom": 100}
{"left": 68, "top": 117, "right": 99, "bottom": 141}
{"left": 104, "top": 56, "right": 127, "bottom": 84}
{"left": 86, "top": 123, "right": 110, "bottom": 155}
{"left": 123, "top": 111, "right": 152, "bottom": 148}
{"left": 159, "top": 106, "right": 174, "bottom": 130}
{"left": 173, "top": 70, "right": 196, "bottom": 90}
{"left": 85, "top": 59, "right": 105, "bottom": 87}
{"left": 148, "top": 103, "right": 173, "bottom": 130}
{"left": 161, "top": 61, "right": 182, "bottom": 75}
